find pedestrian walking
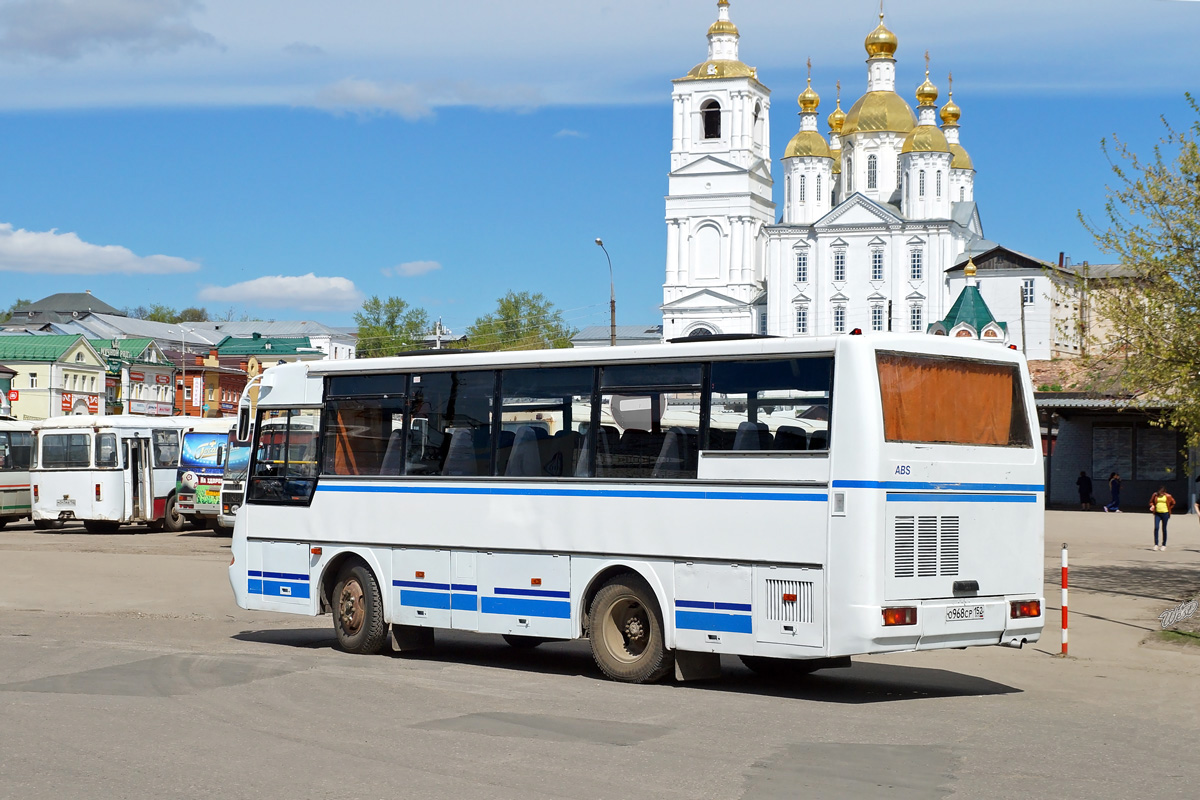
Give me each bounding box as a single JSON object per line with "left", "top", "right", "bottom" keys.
{"left": 1103, "top": 472, "right": 1122, "bottom": 512}
{"left": 1076, "top": 471, "right": 1093, "bottom": 511}
{"left": 1149, "top": 486, "right": 1176, "bottom": 550}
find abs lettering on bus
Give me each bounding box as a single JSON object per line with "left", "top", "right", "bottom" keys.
{"left": 895, "top": 465, "right": 911, "bottom": 475}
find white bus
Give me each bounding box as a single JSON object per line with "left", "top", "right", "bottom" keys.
{"left": 229, "top": 335, "right": 1045, "bottom": 683}
{"left": 0, "top": 419, "right": 35, "bottom": 529}
{"left": 175, "top": 419, "right": 236, "bottom": 530}
{"left": 31, "top": 416, "right": 196, "bottom": 533}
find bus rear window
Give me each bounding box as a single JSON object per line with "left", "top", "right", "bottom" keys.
{"left": 876, "top": 353, "right": 1033, "bottom": 448}
{"left": 43, "top": 434, "right": 91, "bottom": 468}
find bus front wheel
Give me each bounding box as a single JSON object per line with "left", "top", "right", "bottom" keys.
{"left": 332, "top": 562, "right": 387, "bottom": 655}
{"left": 162, "top": 495, "right": 185, "bottom": 533}
{"left": 588, "top": 575, "right": 673, "bottom": 684}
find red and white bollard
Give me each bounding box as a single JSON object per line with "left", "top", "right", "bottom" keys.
{"left": 1061, "top": 542, "right": 1069, "bottom": 656}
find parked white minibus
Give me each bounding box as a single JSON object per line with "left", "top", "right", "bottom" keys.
{"left": 31, "top": 416, "right": 194, "bottom": 533}
{"left": 0, "top": 419, "right": 35, "bottom": 529}
{"left": 175, "top": 419, "right": 235, "bottom": 531}
{"left": 229, "top": 335, "right": 1045, "bottom": 683}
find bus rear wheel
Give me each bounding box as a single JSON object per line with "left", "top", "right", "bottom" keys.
{"left": 332, "top": 562, "right": 387, "bottom": 655}
{"left": 84, "top": 520, "right": 122, "bottom": 534}
{"left": 162, "top": 495, "right": 185, "bottom": 533}
{"left": 588, "top": 575, "right": 673, "bottom": 684}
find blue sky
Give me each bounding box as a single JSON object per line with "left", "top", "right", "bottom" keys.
{"left": 0, "top": 0, "right": 1196, "bottom": 333}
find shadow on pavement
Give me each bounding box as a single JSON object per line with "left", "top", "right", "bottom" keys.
{"left": 233, "top": 626, "right": 1019, "bottom": 704}
{"left": 1051, "top": 564, "right": 1200, "bottom": 604}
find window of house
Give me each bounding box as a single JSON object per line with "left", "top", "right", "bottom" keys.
{"left": 867, "top": 155, "right": 878, "bottom": 189}
{"left": 184, "top": 386, "right": 191, "bottom": 400}
{"left": 833, "top": 250, "right": 846, "bottom": 282}
{"left": 795, "top": 306, "right": 809, "bottom": 334}
{"left": 29, "top": 373, "right": 37, "bottom": 389}
{"left": 871, "top": 305, "right": 884, "bottom": 332}
{"left": 1022, "top": 278, "right": 1035, "bottom": 305}
{"left": 910, "top": 249, "right": 923, "bottom": 280}
{"left": 871, "top": 249, "right": 884, "bottom": 281}
{"left": 833, "top": 305, "right": 846, "bottom": 334}
{"left": 910, "top": 304, "right": 924, "bottom": 332}
{"left": 795, "top": 250, "right": 808, "bottom": 283}
{"left": 702, "top": 100, "right": 722, "bottom": 139}
{"left": 75, "top": 352, "right": 84, "bottom": 362}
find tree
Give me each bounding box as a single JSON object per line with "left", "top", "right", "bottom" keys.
{"left": 465, "top": 291, "right": 577, "bottom": 351}
{"left": 177, "top": 307, "right": 210, "bottom": 322}
{"left": 354, "top": 295, "right": 430, "bottom": 358}
{"left": 1080, "top": 93, "right": 1200, "bottom": 443}
{"left": 1, "top": 298, "right": 31, "bottom": 323}
{"left": 125, "top": 304, "right": 210, "bottom": 323}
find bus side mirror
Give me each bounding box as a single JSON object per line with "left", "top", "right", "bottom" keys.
{"left": 236, "top": 407, "right": 251, "bottom": 443}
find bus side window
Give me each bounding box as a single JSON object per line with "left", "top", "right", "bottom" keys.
{"left": 402, "top": 371, "right": 494, "bottom": 477}
{"left": 707, "top": 358, "right": 833, "bottom": 452}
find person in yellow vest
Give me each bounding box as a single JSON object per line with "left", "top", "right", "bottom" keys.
{"left": 1149, "top": 486, "right": 1176, "bottom": 551}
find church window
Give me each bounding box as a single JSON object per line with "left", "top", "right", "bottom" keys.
{"left": 936, "top": 171, "right": 943, "bottom": 198}
{"left": 1022, "top": 278, "right": 1036, "bottom": 305}
{"left": 799, "top": 174, "right": 806, "bottom": 203}
{"left": 795, "top": 306, "right": 809, "bottom": 334}
{"left": 758, "top": 311, "right": 768, "bottom": 336}
{"left": 833, "top": 250, "right": 846, "bottom": 282}
{"left": 896, "top": 155, "right": 901, "bottom": 182}
{"left": 959, "top": 186, "right": 965, "bottom": 201}
{"left": 919, "top": 170, "right": 926, "bottom": 198}
{"left": 816, "top": 174, "right": 822, "bottom": 202}
{"left": 845, "top": 158, "right": 852, "bottom": 192}
{"left": 871, "top": 249, "right": 884, "bottom": 281}
{"left": 795, "top": 251, "right": 809, "bottom": 283}
{"left": 910, "top": 304, "right": 923, "bottom": 332}
{"left": 702, "top": 100, "right": 722, "bottom": 140}
{"left": 910, "top": 249, "right": 923, "bottom": 280}
{"left": 871, "top": 305, "right": 884, "bottom": 332}
{"left": 867, "top": 155, "right": 878, "bottom": 189}
{"left": 833, "top": 306, "right": 846, "bottom": 334}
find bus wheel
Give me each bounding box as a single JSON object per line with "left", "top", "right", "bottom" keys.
{"left": 162, "top": 495, "right": 185, "bottom": 533}
{"left": 332, "top": 562, "right": 387, "bottom": 655}
{"left": 502, "top": 634, "right": 549, "bottom": 649}
{"left": 588, "top": 575, "right": 673, "bottom": 684}
{"left": 84, "top": 521, "right": 122, "bottom": 534}
{"left": 33, "top": 519, "right": 65, "bottom": 530}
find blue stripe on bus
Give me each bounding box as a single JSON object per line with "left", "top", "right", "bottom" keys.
{"left": 451, "top": 593, "right": 478, "bottom": 611}
{"left": 248, "top": 578, "right": 262, "bottom": 595}
{"left": 400, "top": 589, "right": 451, "bottom": 610}
{"left": 675, "top": 610, "right": 753, "bottom": 634}
{"left": 262, "top": 571, "right": 309, "bottom": 582}
{"left": 253, "top": 580, "right": 310, "bottom": 599}
{"left": 885, "top": 493, "right": 1038, "bottom": 503}
{"left": 481, "top": 596, "right": 571, "bottom": 619}
{"left": 451, "top": 583, "right": 478, "bottom": 592}
{"left": 495, "top": 586, "right": 570, "bottom": 599}
{"left": 394, "top": 580, "right": 451, "bottom": 591}
{"left": 317, "top": 484, "right": 827, "bottom": 503}
{"left": 676, "top": 599, "right": 753, "bottom": 613}
{"left": 248, "top": 570, "right": 263, "bottom": 577}
{"left": 715, "top": 601, "right": 753, "bottom": 612}
{"left": 834, "top": 480, "right": 1044, "bottom": 492}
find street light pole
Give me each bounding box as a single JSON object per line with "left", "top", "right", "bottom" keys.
{"left": 179, "top": 326, "right": 193, "bottom": 417}
{"left": 595, "top": 238, "right": 616, "bottom": 346}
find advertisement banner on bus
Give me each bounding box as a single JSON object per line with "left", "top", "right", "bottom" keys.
{"left": 178, "top": 432, "right": 228, "bottom": 508}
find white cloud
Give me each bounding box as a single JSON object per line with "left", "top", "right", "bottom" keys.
{"left": 282, "top": 41, "right": 323, "bottom": 57}
{"left": 0, "top": 0, "right": 216, "bottom": 61}
{"left": 309, "top": 78, "right": 433, "bottom": 120}
{"left": 197, "top": 273, "right": 364, "bottom": 311}
{"left": 0, "top": 222, "right": 200, "bottom": 274}
{"left": 555, "top": 129, "right": 586, "bottom": 139}
{"left": 382, "top": 260, "right": 442, "bottom": 278}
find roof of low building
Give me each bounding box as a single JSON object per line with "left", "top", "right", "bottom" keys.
{"left": 195, "top": 320, "right": 354, "bottom": 340}
{"left": 572, "top": 325, "right": 664, "bottom": 343}
{"left": 0, "top": 334, "right": 88, "bottom": 361}
{"left": 215, "top": 334, "right": 320, "bottom": 356}
{"left": 15, "top": 293, "right": 124, "bottom": 316}
{"left": 932, "top": 283, "right": 1007, "bottom": 334}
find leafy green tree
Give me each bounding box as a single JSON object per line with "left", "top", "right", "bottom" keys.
{"left": 1, "top": 298, "right": 32, "bottom": 323}
{"left": 354, "top": 295, "right": 430, "bottom": 358}
{"left": 1080, "top": 93, "right": 1200, "bottom": 443}
{"left": 177, "top": 306, "right": 210, "bottom": 322}
{"left": 465, "top": 291, "right": 577, "bottom": 351}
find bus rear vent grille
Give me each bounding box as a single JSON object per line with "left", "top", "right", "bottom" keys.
{"left": 764, "top": 579, "right": 814, "bottom": 624}
{"left": 894, "top": 516, "right": 960, "bottom": 578}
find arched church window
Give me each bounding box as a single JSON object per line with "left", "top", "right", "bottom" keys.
{"left": 959, "top": 186, "right": 965, "bottom": 202}
{"left": 816, "top": 174, "right": 822, "bottom": 202}
{"left": 867, "top": 155, "right": 878, "bottom": 189}
{"left": 845, "top": 158, "right": 852, "bottom": 192}
{"left": 702, "top": 100, "right": 722, "bottom": 140}
{"left": 799, "top": 174, "right": 806, "bottom": 203}
{"left": 752, "top": 102, "right": 763, "bottom": 142}
{"left": 688, "top": 327, "right": 715, "bottom": 338}
{"left": 936, "top": 171, "right": 943, "bottom": 198}
{"left": 919, "top": 170, "right": 926, "bottom": 198}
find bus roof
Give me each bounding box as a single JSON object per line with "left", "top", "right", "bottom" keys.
{"left": 33, "top": 415, "right": 227, "bottom": 432}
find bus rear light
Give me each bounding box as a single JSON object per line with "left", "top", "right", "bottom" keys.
{"left": 310, "top": 547, "right": 322, "bottom": 556}
{"left": 1010, "top": 600, "right": 1041, "bottom": 619}
{"left": 95, "top": 484, "right": 102, "bottom": 501}
{"left": 882, "top": 607, "right": 917, "bottom": 626}
{"left": 782, "top": 593, "right": 798, "bottom": 603}
{"left": 230, "top": 555, "right": 235, "bottom": 566}
{"left": 33, "top": 485, "right": 38, "bottom": 502}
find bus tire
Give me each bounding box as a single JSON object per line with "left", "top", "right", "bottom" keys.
{"left": 84, "top": 520, "right": 121, "bottom": 534}
{"left": 501, "top": 634, "right": 549, "bottom": 649}
{"left": 33, "top": 519, "right": 64, "bottom": 530}
{"left": 588, "top": 575, "right": 673, "bottom": 684}
{"left": 738, "top": 655, "right": 849, "bottom": 679}
{"left": 332, "top": 562, "right": 387, "bottom": 656}
{"left": 162, "top": 495, "right": 185, "bottom": 533}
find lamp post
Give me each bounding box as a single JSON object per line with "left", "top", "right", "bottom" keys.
{"left": 179, "top": 326, "right": 192, "bottom": 417}
{"left": 595, "top": 238, "right": 616, "bottom": 346}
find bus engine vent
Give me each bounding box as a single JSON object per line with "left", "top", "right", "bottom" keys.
{"left": 765, "top": 579, "right": 814, "bottom": 624}
{"left": 893, "top": 515, "right": 960, "bottom": 578}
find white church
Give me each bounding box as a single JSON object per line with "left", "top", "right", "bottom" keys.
{"left": 661, "top": 1, "right": 1078, "bottom": 356}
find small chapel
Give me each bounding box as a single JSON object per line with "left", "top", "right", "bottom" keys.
{"left": 662, "top": 1, "right": 1026, "bottom": 347}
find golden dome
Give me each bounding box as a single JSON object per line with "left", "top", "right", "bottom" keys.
{"left": 949, "top": 142, "right": 974, "bottom": 170}
{"left": 841, "top": 91, "right": 916, "bottom": 136}
{"left": 708, "top": 19, "right": 739, "bottom": 36}
{"left": 798, "top": 79, "right": 820, "bottom": 113}
{"left": 864, "top": 13, "right": 898, "bottom": 59}
{"left": 827, "top": 80, "right": 846, "bottom": 132}
{"left": 900, "top": 124, "right": 949, "bottom": 154}
{"left": 964, "top": 257, "right": 978, "bottom": 278}
{"left": 831, "top": 149, "right": 842, "bottom": 175}
{"left": 678, "top": 60, "right": 759, "bottom": 83}
{"left": 915, "top": 72, "right": 938, "bottom": 106}
{"left": 784, "top": 130, "right": 832, "bottom": 160}
{"left": 941, "top": 73, "right": 961, "bottom": 125}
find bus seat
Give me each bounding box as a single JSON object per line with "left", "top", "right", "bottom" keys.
{"left": 773, "top": 425, "right": 809, "bottom": 451}
{"left": 733, "top": 421, "right": 771, "bottom": 451}
{"left": 708, "top": 427, "right": 735, "bottom": 451}
{"left": 495, "top": 429, "right": 516, "bottom": 475}
{"left": 442, "top": 428, "right": 477, "bottom": 476}
{"left": 653, "top": 427, "right": 697, "bottom": 479}
{"left": 808, "top": 430, "right": 829, "bottom": 450}
{"left": 379, "top": 429, "right": 405, "bottom": 475}
{"left": 505, "top": 425, "right": 543, "bottom": 477}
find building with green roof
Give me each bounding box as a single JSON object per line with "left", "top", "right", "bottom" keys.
{"left": 0, "top": 335, "right": 106, "bottom": 419}
{"left": 87, "top": 338, "right": 177, "bottom": 416}
{"left": 215, "top": 333, "right": 323, "bottom": 359}
{"left": 928, "top": 260, "right": 1009, "bottom": 343}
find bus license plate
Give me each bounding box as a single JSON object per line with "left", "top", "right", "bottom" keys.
{"left": 946, "top": 605, "right": 984, "bottom": 622}
{"left": 56, "top": 498, "right": 76, "bottom": 507}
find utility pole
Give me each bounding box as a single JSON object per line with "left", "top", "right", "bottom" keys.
{"left": 595, "top": 239, "right": 616, "bottom": 346}
{"left": 1019, "top": 288, "right": 1027, "bottom": 355}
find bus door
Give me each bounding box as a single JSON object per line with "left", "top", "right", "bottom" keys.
{"left": 124, "top": 438, "right": 153, "bottom": 521}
